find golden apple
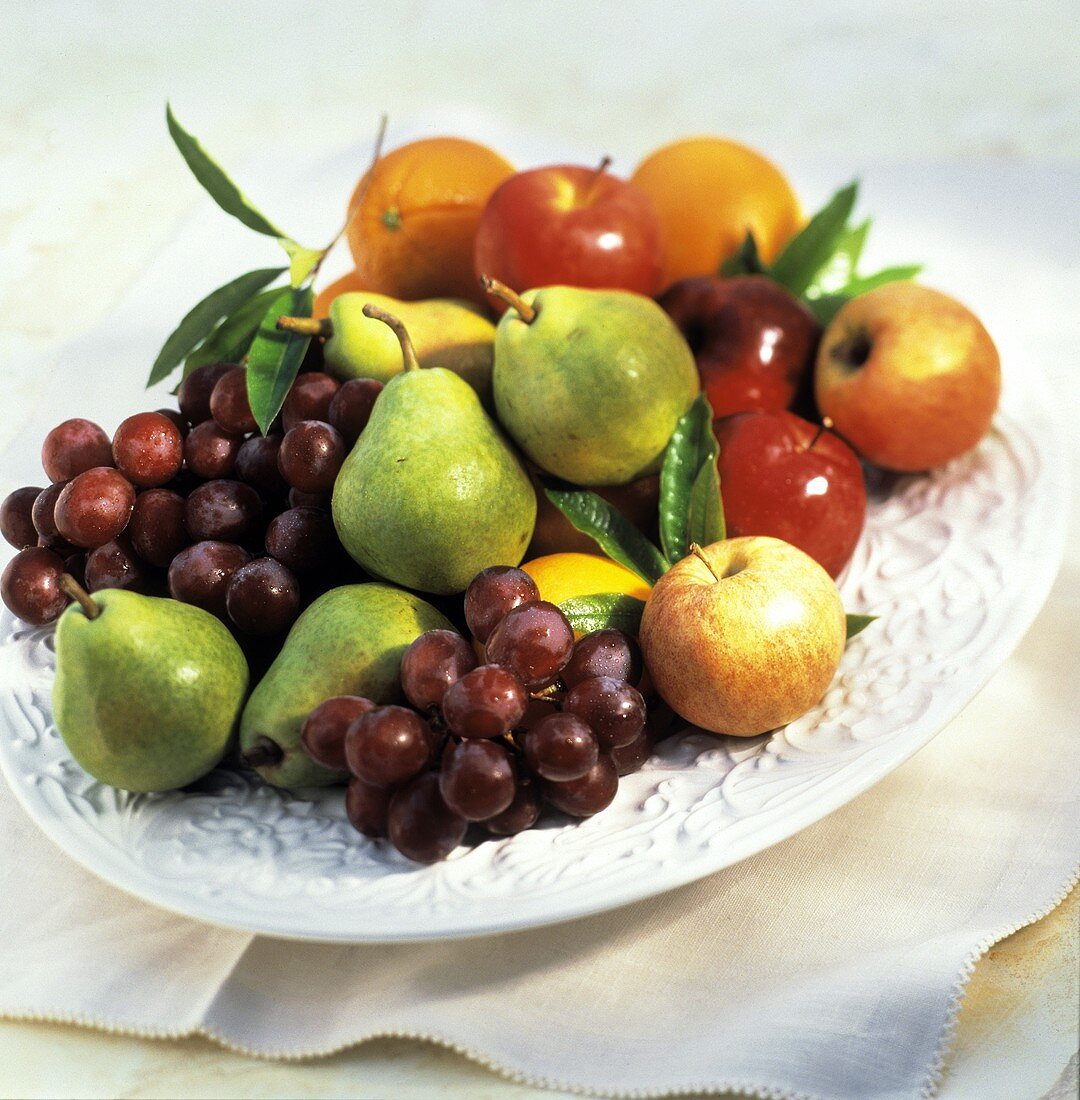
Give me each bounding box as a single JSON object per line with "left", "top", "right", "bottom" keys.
{"left": 639, "top": 536, "right": 845, "bottom": 736}
{"left": 815, "top": 282, "right": 1000, "bottom": 472}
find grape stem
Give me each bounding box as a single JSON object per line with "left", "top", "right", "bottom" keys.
{"left": 480, "top": 276, "right": 537, "bottom": 323}
{"left": 362, "top": 305, "right": 421, "bottom": 371}
{"left": 59, "top": 574, "right": 100, "bottom": 619}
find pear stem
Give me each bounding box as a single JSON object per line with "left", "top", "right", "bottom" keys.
{"left": 277, "top": 316, "right": 332, "bottom": 338}
{"left": 60, "top": 574, "right": 100, "bottom": 619}
{"left": 689, "top": 543, "right": 721, "bottom": 582}
{"left": 807, "top": 416, "right": 834, "bottom": 451}
{"left": 583, "top": 155, "right": 613, "bottom": 202}
{"left": 480, "top": 276, "right": 536, "bottom": 323}
{"left": 361, "top": 304, "right": 421, "bottom": 371}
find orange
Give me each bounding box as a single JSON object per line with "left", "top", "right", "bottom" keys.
{"left": 312, "top": 269, "right": 373, "bottom": 320}
{"left": 345, "top": 137, "right": 514, "bottom": 307}
{"left": 631, "top": 136, "right": 801, "bottom": 290}
{"left": 521, "top": 553, "right": 652, "bottom": 608}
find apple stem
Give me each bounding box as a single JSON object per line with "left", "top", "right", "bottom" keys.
{"left": 59, "top": 574, "right": 100, "bottom": 619}
{"left": 689, "top": 543, "right": 720, "bottom": 582}
{"left": 277, "top": 316, "right": 332, "bottom": 338}
{"left": 583, "top": 155, "right": 613, "bottom": 202}
{"left": 480, "top": 276, "right": 537, "bottom": 323}
{"left": 807, "top": 416, "right": 835, "bottom": 451}
{"left": 361, "top": 304, "right": 421, "bottom": 371}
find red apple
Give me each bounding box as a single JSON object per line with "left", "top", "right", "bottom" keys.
{"left": 658, "top": 275, "right": 819, "bottom": 419}
{"left": 473, "top": 163, "right": 665, "bottom": 310}
{"left": 713, "top": 410, "right": 866, "bottom": 578}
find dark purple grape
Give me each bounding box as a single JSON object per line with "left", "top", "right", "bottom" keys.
{"left": 463, "top": 566, "right": 539, "bottom": 644}
{"left": 439, "top": 739, "right": 516, "bottom": 821}
{"left": 183, "top": 421, "right": 244, "bottom": 479}
{"left": 400, "top": 630, "right": 478, "bottom": 712}
{"left": 31, "top": 482, "right": 67, "bottom": 546}
{"left": 610, "top": 729, "right": 652, "bottom": 776}
{"left": 344, "top": 705, "right": 433, "bottom": 788}
{"left": 287, "top": 487, "right": 327, "bottom": 510}
{"left": 111, "top": 412, "right": 184, "bottom": 487}
{"left": 184, "top": 480, "right": 262, "bottom": 543}
{"left": 168, "top": 540, "right": 251, "bottom": 617}
{"left": 85, "top": 537, "right": 145, "bottom": 593}
{"left": 523, "top": 713, "right": 599, "bottom": 782}
{"left": 515, "top": 696, "right": 559, "bottom": 732}
{"left": 563, "top": 676, "right": 647, "bottom": 750}
{"left": 441, "top": 665, "right": 527, "bottom": 738}
{"left": 485, "top": 600, "right": 574, "bottom": 689}
{"left": 62, "top": 551, "right": 87, "bottom": 590}
{"left": 54, "top": 467, "right": 136, "bottom": 549}
{"left": 301, "top": 696, "right": 375, "bottom": 771}
{"left": 128, "top": 489, "right": 189, "bottom": 567}
{"left": 282, "top": 372, "right": 340, "bottom": 432}
{"left": 346, "top": 776, "right": 392, "bottom": 838}
{"left": 209, "top": 367, "right": 257, "bottom": 435}
{"left": 177, "top": 362, "right": 233, "bottom": 425}
{"left": 483, "top": 774, "right": 542, "bottom": 835}
{"left": 264, "top": 506, "right": 335, "bottom": 572}
{"left": 544, "top": 756, "right": 619, "bottom": 818}
{"left": 278, "top": 420, "right": 345, "bottom": 494}
{"left": 154, "top": 408, "right": 190, "bottom": 437}
{"left": 328, "top": 378, "right": 383, "bottom": 445}
{"left": 1, "top": 486, "right": 43, "bottom": 549}
{"left": 41, "top": 419, "right": 113, "bottom": 482}
{"left": 1, "top": 547, "right": 68, "bottom": 625}
{"left": 225, "top": 557, "right": 300, "bottom": 635}
{"left": 562, "top": 629, "right": 643, "bottom": 688}
{"left": 235, "top": 434, "right": 287, "bottom": 495}
{"left": 387, "top": 772, "right": 467, "bottom": 863}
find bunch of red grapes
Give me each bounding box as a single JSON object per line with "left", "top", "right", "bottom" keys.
{"left": 0, "top": 356, "right": 384, "bottom": 644}
{"left": 298, "top": 565, "right": 662, "bottom": 863}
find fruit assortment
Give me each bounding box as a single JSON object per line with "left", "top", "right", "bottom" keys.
{"left": 0, "top": 112, "right": 1003, "bottom": 866}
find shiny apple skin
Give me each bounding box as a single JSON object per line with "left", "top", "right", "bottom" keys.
{"left": 658, "top": 275, "right": 820, "bottom": 419}
{"left": 474, "top": 165, "right": 665, "bottom": 311}
{"left": 713, "top": 410, "right": 866, "bottom": 579}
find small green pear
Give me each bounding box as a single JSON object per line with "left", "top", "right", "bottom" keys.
{"left": 279, "top": 291, "right": 495, "bottom": 403}
{"left": 487, "top": 280, "right": 700, "bottom": 485}
{"left": 53, "top": 579, "right": 248, "bottom": 793}
{"left": 332, "top": 307, "right": 536, "bottom": 595}
{"left": 239, "top": 583, "right": 454, "bottom": 789}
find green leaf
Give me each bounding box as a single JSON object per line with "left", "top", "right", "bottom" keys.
{"left": 770, "top": 181, "right": 859, "bottom": 297}
{"left": 841, "top": 264, "right": 922, "bottom": 297}
{"left": 659, "top": 394, "right": 720, "bottom": 563}
{"left": 182, "top": 286, "right": 284, "bottom": 376}
{"left": 719, "top": 230, "right": 767, "bottom": 277}
{"left": 246, "top": 285, "right": 315, "bottom": 433}
{"left": 544, "top": 488, "right": 670, "bottom": 585}
{"left": 166, "top": 103, "right": 285, "bottom": 238}
{"left": 147, "top": 266, "right": 286, "bottom": 387}
{"left": 558, "top": 593, "right": 647, "bottom": 636}
{"left": 282, "top": 241, "right": 325, "bottom": 288}
{"left": 804, "top": 293, "right": 851, "bottom": 326}
{"left": 845, "top": 613, "right": 877, "bottom": 640}
{"left": 806, "top": 218, "right": 870, "bottom": 298}
{"left": 687, "top": 457, "right": 725, "bottom": 547}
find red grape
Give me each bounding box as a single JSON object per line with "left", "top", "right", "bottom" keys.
{"left": 328, "top": 378, "right": 383, "bottom": 445}
{"left": 609, "top": 729, "right": 652, "bottom": 776}
{"left": 463, "top": 566, "right": 539, "bottom": 643}
{"left": 111, "top": 412, "right": 184, "bottom": 487}
{"left": 177, "top": 362, "right": 233, "bottom": 425}
{"left": 168, "top": 540, "right": 251, "bottom": 617}
{"left": 523, "top": 713, "right": 598, "bottom": 781}
{"left": 346, "top": 777, "right": 392, "bottom": 838}
{"left": 41, "top": 419, "right": 113, "bottom": 482}
{"left": 387, "top": 772, "right": 467, "bottom": 863}
{"left": 544, "top": 756, "right": 619, "bottom": 817}
{"left": 278, "top": 421, "right": 345, "bottom": 494}
{"left": 128, "top": 489, "right": 189, "bottom": 567}
{"left": 183, "top": 421, "right": 244, "bottom": 480}
{"left": 54, "top": 467, "right": 136, "bottom": 549}
{"left": 344, "top": 705, "right": 433, "bottom": 788}
{"left": 1, "top": 487, "right": 43, "bottom": 550}
{"left": 439, "top": 738, "right": 516, "bottom": 821}
{"left": 442, "top": 665, "right": 527, "bottom": 737}
{"left": 562, "top": 676, "right": 646, "bottom": 750}
{"left": 282, "top": 372, "right": 340, "bottom": 431}
{"left": 209, "top": 367, "right": 257, "bottom": 435}
{"left": 562, "top": 629, "right": 642, "bottom": 688}
{"left": 235, "top": 435, "right": 287, "bottom": 495}
{"left": 225, "top": 557, "right": 300, "bottom": 635}
{"left": 264, "top": 506, "right": 335, "bottom": 572}
{"left": 301, "top": 696, "right": 375, "bottom": 771}
{"left": 400, "top": 629, "right": 478, "bottom": 712}
{"left": 85, "top": 537, "right": 145, "bottom": 593}
{"left": 185, "top": 480, "right": 262, "bottom": 543}
{"left": 485, "top": 600, "right": 574, "bottom": 689}
{"left": 31, "top": 482, "right": 67, "bottom": 546}
{"left": 1, "top": 547, "right": 68, "bottom": 625}
{"left": 483, "top": 774, "right": 542, "bottom": 835}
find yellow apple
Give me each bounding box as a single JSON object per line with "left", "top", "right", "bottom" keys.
{"left": 815, "top": 282, "right": 1000, "bottom": 472}
{"left": 638, "top": 536, "right": 845, "bottom": 736}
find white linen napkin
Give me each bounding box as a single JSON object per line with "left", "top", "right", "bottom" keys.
{"left": 0, "top": 565, "right": 1076, "bottom": 1099}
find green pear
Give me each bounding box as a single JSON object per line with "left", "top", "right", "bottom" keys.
{"left": 332, "top": 307, "right": 536, "bottom": 595}
{"left": 239, "top": 583, "right": 453, "bottom": 789}
{"left": 487, "top": 281, "right": 699, "bottom": 485}
{"left": 279, "top": 291, "right": 495, "bottom": 404}
{"left": 53, "top": 581, "right": 248, "bottom": 793}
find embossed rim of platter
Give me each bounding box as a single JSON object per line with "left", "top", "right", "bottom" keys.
{"left": 0, "top": 348, "right": 1066, "bottom": 943}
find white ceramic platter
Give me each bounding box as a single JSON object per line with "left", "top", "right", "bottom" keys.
{"left": 0, "top": 144, "right": 1068, "bottom": 943}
